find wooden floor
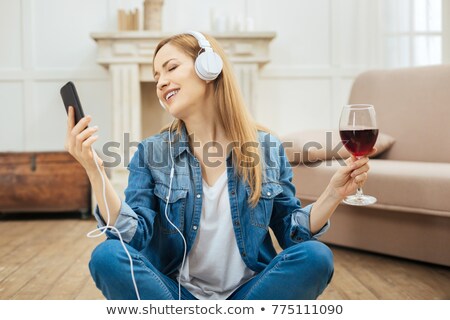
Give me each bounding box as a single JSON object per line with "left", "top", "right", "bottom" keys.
{"left": 0, "top": 213, "right": 449, "bottom": 300}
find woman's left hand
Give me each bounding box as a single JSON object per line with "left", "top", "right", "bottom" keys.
{"left": 327, "top": 148, "right": 377, "bottom": 200}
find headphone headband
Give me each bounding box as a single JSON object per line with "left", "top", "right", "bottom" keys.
{"left": 186, "top": 30, "right": 212, "bottom": 49}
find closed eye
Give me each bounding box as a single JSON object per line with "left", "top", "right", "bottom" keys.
{"left": 168, "top": 65, "right": 178, "bottom": 71}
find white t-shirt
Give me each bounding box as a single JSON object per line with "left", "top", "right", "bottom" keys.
{"left": 178, "top": 170, "right": 255, "bottom": 299}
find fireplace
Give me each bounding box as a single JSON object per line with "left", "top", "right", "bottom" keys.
{"left": 91, "top": 31, "right": 275, "bottom": 204}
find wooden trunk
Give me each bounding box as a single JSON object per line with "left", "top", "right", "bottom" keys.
{"left": 0, "top": 152, "right": 91, "bottom": 218}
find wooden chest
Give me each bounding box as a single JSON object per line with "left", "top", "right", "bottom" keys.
{"left": 0, "top": 151, "right": 91, "bottom": 218}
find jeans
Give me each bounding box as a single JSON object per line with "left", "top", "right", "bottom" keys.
{"left": 89, "top": 239, "right": 334, "bottom": 300}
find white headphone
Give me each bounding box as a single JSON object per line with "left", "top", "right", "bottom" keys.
{"left": 187, "top": 30, "right": 223, "bottom": 81}
{"left": 159, "top": 31, "right": 223, "bottom": 110}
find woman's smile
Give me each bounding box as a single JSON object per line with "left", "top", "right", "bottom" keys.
{"left": 165, "top": 89, "right": 179, "bottom": 103}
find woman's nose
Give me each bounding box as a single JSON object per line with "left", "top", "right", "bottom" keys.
{"left": 157, "top": 77, "right": 169, "bottom": 91}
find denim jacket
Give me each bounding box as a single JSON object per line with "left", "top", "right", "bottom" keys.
{"left": 94, "top": 123, "right": 329, "bottom": 276}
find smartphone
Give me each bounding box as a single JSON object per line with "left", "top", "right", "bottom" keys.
{"left": 60, "top": 81, "right": 86, "bottom": 126}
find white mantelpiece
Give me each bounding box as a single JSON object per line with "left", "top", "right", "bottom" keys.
{"left": 91, "top": 31, "right": 275, "bottom": 201}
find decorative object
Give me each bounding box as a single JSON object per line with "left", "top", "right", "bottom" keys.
{"left": 118, "top": 9, "right": 140, "bottom": 31}
{"left": 143, "top": 0, "right": 164, "bottom": 31}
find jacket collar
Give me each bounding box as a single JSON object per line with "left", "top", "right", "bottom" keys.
{"left": 170, "top": 121, "right": 190, "bottom": 159}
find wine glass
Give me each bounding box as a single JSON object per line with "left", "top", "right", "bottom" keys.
{"left": 339, "top": 104, "right": 378, "bottom": 206}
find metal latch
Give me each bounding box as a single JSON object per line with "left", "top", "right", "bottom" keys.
{"left": 30, "top": 154, "right": 36, "bottom": 172}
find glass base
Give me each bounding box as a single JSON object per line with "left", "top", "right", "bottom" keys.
{"left": 343, "top": 194, "right": 377, "bottom": 206}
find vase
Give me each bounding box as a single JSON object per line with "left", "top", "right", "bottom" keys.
{"left": 143, "top": 0, "right": 164, "bottom": 31}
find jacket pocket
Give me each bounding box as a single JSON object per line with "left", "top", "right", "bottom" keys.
{"left": 247, "top": 182, "right": 283, "bottom": 230}
{"left": 154, "top": 182, "right": 188, "bottom": 234}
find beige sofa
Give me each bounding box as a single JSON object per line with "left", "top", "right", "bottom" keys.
{"left": 282, "top": 65, "right": 450, "bottom": 266}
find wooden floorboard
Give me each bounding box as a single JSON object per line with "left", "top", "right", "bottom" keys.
{"left": 11, "top": 222, "right": 92, "bottom": 299}
{"left": 0, "top": 215, "right": 449, "bottom": 300}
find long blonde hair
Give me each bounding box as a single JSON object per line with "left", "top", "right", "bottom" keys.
{"left": 153, "top": 33, "right": 270, "bottom": 207}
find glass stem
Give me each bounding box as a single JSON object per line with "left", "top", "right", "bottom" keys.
{"left": 356, "top": 186, "right": 364, "bottom": 198}
{"left": 354, "top": 156, "right": 364, "bottom": 199}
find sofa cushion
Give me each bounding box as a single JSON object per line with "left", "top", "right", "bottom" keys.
{"left": 281, "top": 129, "right": 396, "bottom": 165}
{"left": 292, "top": 159, "right": 450, "bottom": 217}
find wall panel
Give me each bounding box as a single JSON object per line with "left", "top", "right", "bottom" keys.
{"left": 0, "top": 1, "right": 22, "bottom": 70}
{"left": 0, "top": 82, "right": 24, "bottom": 151}
{"left": 33, "top": 0, "right": 111, "bottom": 71}
{"left": 256, "top": 78, "right": 331, "bottom": 135}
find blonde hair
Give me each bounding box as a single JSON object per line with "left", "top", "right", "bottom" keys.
{"left": 153, "top": 33, "right": 271, "bottom": 207}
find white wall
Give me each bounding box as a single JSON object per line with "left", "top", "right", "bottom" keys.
{"left": 1, "top": 0, "right": 384, "bottom": 152}
{"left": 0, "top": 0, "right": 116, "bottom": 152}
{"left": 255, "top": 0, "right": 381, "bottom": 133}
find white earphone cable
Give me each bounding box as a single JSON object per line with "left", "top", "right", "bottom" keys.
{"left": 86, "top": 145, "right": 141, "bottom": 300}
{"left": 165, "top": 119, "right": 188, "bottom": 300}
{"left": 86, "top": 118, "right": 186, "bottom": 300}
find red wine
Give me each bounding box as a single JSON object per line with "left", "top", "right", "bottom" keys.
{"left": 339, "top": 129, "right": 379, "bottom": 157}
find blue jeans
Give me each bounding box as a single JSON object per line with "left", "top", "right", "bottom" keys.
{"left": 89, "top": 239, "right": 334, "bottom": 300}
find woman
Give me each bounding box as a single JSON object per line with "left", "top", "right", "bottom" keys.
{"left": 65, "top": 31, "right": 372, "bottom": 300}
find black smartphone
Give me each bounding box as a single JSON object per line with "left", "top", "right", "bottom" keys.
{"left": 60, "top": 81, "right": 86, "bottom": 126}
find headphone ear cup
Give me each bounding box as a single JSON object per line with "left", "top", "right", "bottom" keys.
{"left": 159, "top": 99, "right": 166, "bottom": 110}
{"left": 195, "top": 51, "right": 223, "bottom": 81}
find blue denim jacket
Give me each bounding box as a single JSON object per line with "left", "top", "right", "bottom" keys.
{"left": 94, "top": 124, "right": 329, "bottom": 276}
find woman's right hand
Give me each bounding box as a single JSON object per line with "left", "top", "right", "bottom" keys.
{"left": 64, "top": 106, "right": 103, "bottom": 174}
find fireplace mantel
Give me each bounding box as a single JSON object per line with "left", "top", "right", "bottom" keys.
{"left": 90, "top": 31, "right": 276, "bottom": 201}
{"left": 91, "top": 31, "right": 276, "bottom": 67}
